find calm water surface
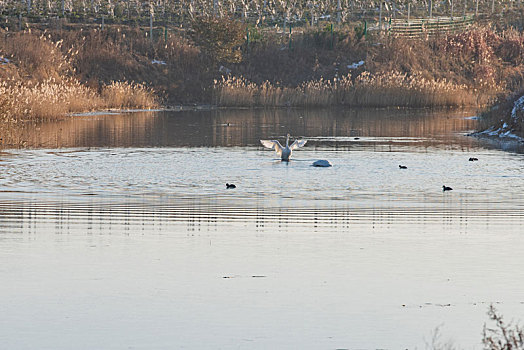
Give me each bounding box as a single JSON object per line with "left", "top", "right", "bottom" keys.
{"left": 0, "top": 108, "right": 523, "bottom": 349}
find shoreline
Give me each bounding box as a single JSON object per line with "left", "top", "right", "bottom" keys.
{"left": 69, "top": 104, "right": 477, "bottom": 117}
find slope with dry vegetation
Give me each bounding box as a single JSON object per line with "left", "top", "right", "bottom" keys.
{"left": 0, "top": 18, "right": 523, "bottom": 120}
{"left": 0, "top": 28, "right": 159, "bottom": 121}
{"left": 215, "top": 24, "right": 523, "bottom": 108}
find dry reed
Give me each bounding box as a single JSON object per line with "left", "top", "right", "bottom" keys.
{"left": 1, "top": 24, "right": 522, "bottom": 115}
{"left": 213, "top": 71, "right": 495, "bottom": 108}
{"left": 0, "top": 29, "right": 159, "bottom": 121}
{"left": 0, "top": 78, "right": 97, "bottom": 120}
{"left": 101, "top": 82, "right": 158, "bottom": 109}
{"left": 0, "top": 78, "right": 158, "bottom": 121}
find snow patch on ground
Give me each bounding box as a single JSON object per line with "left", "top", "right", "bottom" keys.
{"left": 511, "top": 95, "right": 524, "bottom": 121}
{"left": 347, "top": 60, "right": 364, "bottom": 69}
{"left": 69, "top": 106, "right": 215, "bottom": 117}
{"left": 219, "top": 65, "right": 231, "bottom": 74}
{"left": 474, "top": 94, "right": 524, "bottom": 142}
{"left": 477, "top": 126, "right": 522, "bottom": 140}
{"left": 70, "top": 109, "right": 165, "bottom": 117}
{"left": 70, "top": 111, "right": 122, "bottom": 117}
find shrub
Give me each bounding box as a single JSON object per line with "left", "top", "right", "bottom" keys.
{"left": 483, "top": 305, "right": 524, "bottom": 350}
{"left": 101, "top": 82, "right": 158, "bottom": 109}
{"left": 190, "top": 16, "right": 246, "bottom": 64}
{"left": 0, "top": 31, "right": 71, "bottom": 82}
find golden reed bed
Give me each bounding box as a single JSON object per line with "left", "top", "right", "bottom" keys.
{"left": 213, "top": 72, "right": 495, "bottom": 108}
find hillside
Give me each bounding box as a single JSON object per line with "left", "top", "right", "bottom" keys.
{"left": 0, "top": 14, "right": 523, "bottom": 117}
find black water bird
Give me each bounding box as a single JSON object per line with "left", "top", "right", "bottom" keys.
{"left": 399, "top": 165, "right": 408, "bottom": 169}
{"left": 442, "top": 185, "right": 453, "bottom": 191}
{"left": 226, "top": 183, "right": 236, "bottom": 189}
{"left": 469, "top": 157, "right": 478, "bottom": 161}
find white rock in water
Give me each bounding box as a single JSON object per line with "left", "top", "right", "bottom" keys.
{"left": 312, "top": 160, "right": 332, "bottom": 167}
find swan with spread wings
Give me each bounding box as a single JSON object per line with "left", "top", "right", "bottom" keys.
{"left": 260, "top": 134, "right": 307, "bottom": 161}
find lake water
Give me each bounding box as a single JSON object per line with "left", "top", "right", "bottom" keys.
{"left": 1, "top": 108, "right": 523, "bottom": 349}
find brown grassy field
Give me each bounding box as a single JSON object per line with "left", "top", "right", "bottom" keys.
{"left": 214, "top": 71, "right": 490, "bottom": 108}
{"left": 0, "top": 20, "right": 523, "bottom": 119}
{"left": 0, "top": 28, "right": 160, "bottom": 121}
{"left": 217, "top": 25, "right": 523, "bottom": 107}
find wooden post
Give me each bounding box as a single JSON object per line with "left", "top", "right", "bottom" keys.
{"left": 289, "top": 24, "right": 292, "bottom": 50}
{"left": 429, "top": 0, "right": 433, "bottom": 18}
{"left": 491, "top": 0, "right": 495, "bottom": 13}
{"left": 463, "top": 0, "right": 466, "bottom": 16}
{"left": 246, "top": 27, "right": 250, "bottom": 53}
{"left": 337, "top": 0, "right": 341, "bottom": 24}
{"left": 451, "top": 0, "right": 454, "bottom": 18}
{"left": 379, "top": 1, "right": 382, "bottom": 32}
{"left": 101, "top": 15, "right": 105, "bottom": 30}
{"left": 61, "top": 0, "right": 64, "bottom": 16}
{"left": 408, "top": 3, "right": 411, "bottom": 21}
{"left": 475, "top": 0, "right": 479, "bottom": 16}
{"left": 150, "top": 11, "right": 153, "bottom": 43}
{"left": 330, "top": 23, "right": 334, "bottom": 49}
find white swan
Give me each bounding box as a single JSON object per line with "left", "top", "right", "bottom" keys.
{"left": 260, "top": 134, "right": 307, "bottom": 161}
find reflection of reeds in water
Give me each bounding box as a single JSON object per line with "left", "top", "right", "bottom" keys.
{"left": 210, "top": 108, "right": 478, "bottom": 148}
{"left": 0, "top": 112, "right": 159, "bottom": 149}
{"left": 0, "top": 108, "right": 477, "bottom": 149}
{"left": 214, "top": 72, "right": 495, "bottom": 108}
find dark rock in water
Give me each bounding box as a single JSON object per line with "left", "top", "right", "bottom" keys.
{"left": 468, "top": 157, "right": 478, "bottom": 161}
{"left": 226, "top": 183, "right": 236, "bottom": 189}
{"left": 399, "top": 165, "right": 408, "bottom": 169}
{"left": 312, "top": 160, "right": 332, "bottom": 167}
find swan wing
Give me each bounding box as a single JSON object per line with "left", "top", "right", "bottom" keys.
{"left": 260, "top": 140, "right": 284, "bottom": 155}
{"left": 290, "top": 139, "right": 307, "bottom": 150}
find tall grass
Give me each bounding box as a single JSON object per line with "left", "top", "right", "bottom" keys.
{"left": 0, "top": 28, "right": 159, "bottom": 120}
{"left": 213, "top": 25, "right": 522, "bottom": 108}
{"left": 214, "top": 72, "right": 493, "bottom": 108}
{"left": 0, "top": 78, "right": 158, "bottom": 120}
{"left": 102, "top": 82, "right": 158, "bottom": 109}
{"left": 0, "top": 24, "right": 522, "bottom": 115}
{"left": 55, "top": 26, "right": 206, "bottom": 102}
{"left": 0, "top": 78, "right": 97, "bottom": 120}
{"left": 0, "top": 31, "right": 71, "bottom": 82}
